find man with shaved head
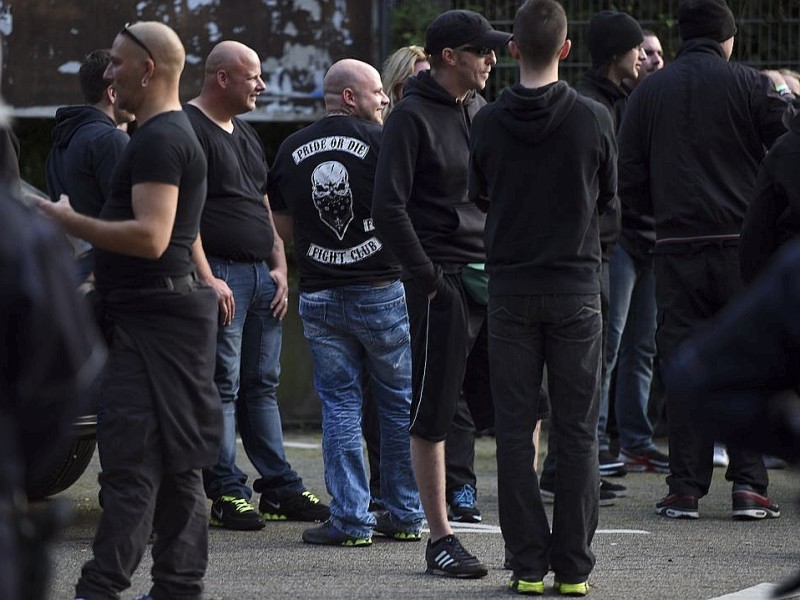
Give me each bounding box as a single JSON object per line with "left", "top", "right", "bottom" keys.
{"left": 186, "top": 40, "right": 329, "bottom": 532}
{"left": 36, "top": 21, "right": 221, "bottom": 600}
{"left": 268, "top": 58, "right": 423, "bottom": 546}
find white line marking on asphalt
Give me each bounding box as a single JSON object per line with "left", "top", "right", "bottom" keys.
{"left": 279, "top": 441, "right": 321, "bottom": 450}
{"left": 709, "top": 583, "right": 781, "bottom": 599}
{"left": 431, "top": 523, "right": 652, "bottom": 535}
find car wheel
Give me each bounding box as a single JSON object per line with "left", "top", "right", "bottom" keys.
{"left": 26, "top": 438, "right": 96, "bottom": 500}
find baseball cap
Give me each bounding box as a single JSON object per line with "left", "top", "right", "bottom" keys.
{"left": 425, "top": 10, "right": 513, "bottom": 56}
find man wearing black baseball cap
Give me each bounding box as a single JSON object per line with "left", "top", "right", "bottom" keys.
{"left": 373, "top": 9, "right": 510, "bottom": 579}
{"left": 618, "top": 0, "right": 793, "bottom": 522}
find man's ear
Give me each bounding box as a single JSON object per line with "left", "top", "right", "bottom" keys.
{"left": 105, "top": 84, "right": 116, "bottom": 106}
{"left": 342, "top": 87, "right": 356, "bottom": 108}
{"left": 441, "top": 48, "right": 458, "bottom": 66}
{"left": 215, "top": 69, "right": 229, "bottom": 89}
{"left": 509, "top": 40, "right": 521, "bottom": 62}
{"left": 559, "top": 39, "right": 572, "bottom": 60}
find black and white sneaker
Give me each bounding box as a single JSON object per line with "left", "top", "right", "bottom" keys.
{"left": 425, "top": 534, "right": 488, "bottom": 578}
{"left": 599, "top": 450, "right": 627, "bottom": 477}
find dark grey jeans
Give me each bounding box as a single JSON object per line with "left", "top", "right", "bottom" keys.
{"left": 490, "top": 294, "right": 601, "bottom": 584}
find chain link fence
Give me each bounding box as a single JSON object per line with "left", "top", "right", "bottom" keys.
{"left": 385, "top": 0, "right": 800, "bottom": 100}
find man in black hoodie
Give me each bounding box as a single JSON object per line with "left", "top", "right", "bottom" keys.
{"left": 618, "top": 0, "right": 792, "bottom": 520}
{"left": 468, "top": 0, "right": 616, "bottom": 594}
{"left": 539, "top": 10, "right": 644, "bottom": 497}
{"left": 45, "top": 49, "right": 134, "bottom": 281}
{"left": 372, "top": 9, "right": 511, "bottom": 579}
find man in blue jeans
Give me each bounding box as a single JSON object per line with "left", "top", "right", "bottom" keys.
{"left": 603, "top": 30, "right": 668, "bottom": 473}
{"left": 187, "top": 41, "right": 329, "bottom": 530}
{"left": 269, "top": 58, "right": 423, "bottom": 546}
{"left": 469, "top": 0, "right": 616, "bottom": 594}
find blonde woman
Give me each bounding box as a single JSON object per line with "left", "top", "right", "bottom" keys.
{"left": 380, "top": 45, "right": 429, "bottom": 118}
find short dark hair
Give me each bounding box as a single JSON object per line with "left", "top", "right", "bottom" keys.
{"left": 79, "top": 49, "right": 112, "bottom": 104}
{"left": 513, "top": 0, "right": 567, "bottom": 69}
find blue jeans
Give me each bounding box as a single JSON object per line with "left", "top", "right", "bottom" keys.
{"left": 300, "top": 281, "right": 422, "bottom": 539}
{"left": 490, "top": 294, "right": 601, "bottom": 584}
{"left": 599, "top": 244, "right": 657, "bottom": 452}
{"left": 203, "top": 259, "right": 303, "bottom": 502}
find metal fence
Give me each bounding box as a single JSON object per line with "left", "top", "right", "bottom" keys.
{"left": 385, "top": 0, "right": 800, "bottom": 101}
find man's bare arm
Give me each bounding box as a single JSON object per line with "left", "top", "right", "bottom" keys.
{"left": 34, "top": 182, "right": 178, "bottom": 259}
{"left": 264, "top": 193, "right": 289, "bottom": 321}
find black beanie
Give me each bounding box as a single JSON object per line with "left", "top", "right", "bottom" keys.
{"left": 587, "top": 11, "right": 644, "bottom": 69}
{"left": 679, "top": 0, "right": 737, "bottom": 42}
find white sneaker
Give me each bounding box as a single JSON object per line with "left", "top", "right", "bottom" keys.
{"left": 713, "top": 444, "right": 729, "bottom": 467}
{"left": 763, "top": 455, "right": 787, "bottom": 469}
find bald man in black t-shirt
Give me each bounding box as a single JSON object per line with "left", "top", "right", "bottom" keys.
{"left": 37, "top": 22, "right": 221, "bottom": 600}
{"left": 268, "top": 59, "right": 423, "bottom": 547}
{"left": 186, "top": 40, "right": 329, "bottom": 532}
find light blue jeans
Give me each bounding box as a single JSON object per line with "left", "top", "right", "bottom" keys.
{"left": 599, "top": 244, "right": 658, "bottom": 452}
{"left": 203, "top": 259, "right": 303, "bottom": 502}
{"left": 300, "top": 280, "right": 422, "bottom": 538}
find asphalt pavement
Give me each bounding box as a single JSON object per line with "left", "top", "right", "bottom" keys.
{"left": 46, "top": 430, "right": 800, "bottom": 599}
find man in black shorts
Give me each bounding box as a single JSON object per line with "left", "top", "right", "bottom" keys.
{"left": 186, "top": 40, "right": 329, "bottom": 532}
{"left": 372, "top": 9, "right": 511, "bottom": 578}
{"left": 36, "top": 21, "right": 221, "bottom": 600}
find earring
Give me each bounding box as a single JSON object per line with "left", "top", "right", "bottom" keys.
{"left": 141, "top": 78, "right": 148, "bottom": 87}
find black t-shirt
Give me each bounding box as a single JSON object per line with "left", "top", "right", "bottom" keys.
{"left": 185, "top": 104, "right": 274, "bottom": 261}
{"left": 94, "top": 110, "right": 208, "bottom": 288}
{"left": 268, "top": 115, "right": 401, "bottom": 291}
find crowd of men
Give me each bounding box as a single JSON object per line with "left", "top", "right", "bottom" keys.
{"left": 3, "top": 0, "right": 800, "bottom": 598}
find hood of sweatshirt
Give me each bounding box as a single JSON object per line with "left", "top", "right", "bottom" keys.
{"left": 493, "top": 81, "right": 578, "bottom": 145}
{"left": 402, "top": 70, "right": 481, "bottom": 110}
{"left": 51, "top": 105, "right": 115, "bottom": 149}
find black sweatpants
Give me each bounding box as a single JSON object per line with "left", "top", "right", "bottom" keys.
{"left": 655, "top": 244, "right": 768, "bottom": 497}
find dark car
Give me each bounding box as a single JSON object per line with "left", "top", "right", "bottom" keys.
{"left": 21, "top": 179, "right": 99, "bottom": 500}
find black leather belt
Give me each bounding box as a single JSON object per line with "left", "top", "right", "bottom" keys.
{"left": 140, "top": 272, "right": 197, "bottom": 291}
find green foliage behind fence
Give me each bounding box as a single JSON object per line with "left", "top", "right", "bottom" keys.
{"left": 387, "top": 0, "right": 800, "bottom": 97}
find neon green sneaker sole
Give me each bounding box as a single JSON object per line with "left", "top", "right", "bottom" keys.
{"left": 508, "top": 577, "right": 545, "bottom": 595}
{"left": 554, "top": 581, "right": 589, "bottom": 596}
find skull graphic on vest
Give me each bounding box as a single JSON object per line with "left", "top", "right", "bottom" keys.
{"left": 311, "top": 160, "right": 354, "bottom": 241}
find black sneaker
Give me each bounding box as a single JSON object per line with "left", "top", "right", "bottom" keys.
{"left": 541, "top": 484, "right": 616, "bottom": 507}
{"left": 655, "top": 494, "right": 699, "bottom": 519}
{"left": 600, "top": 478, "right": 627, "bottom": 497}
{"left": 374, "top": 512, "right": 422, "bottom": 542}
{"left": 599, "top": 450, "right": 627, "bottom": 477}
{"left": 302, "top": 520, "right": 372, "bottom": 547}
{"left": 448, "top": 483, "right": 482, "bottom": 523}
{"left": 210, "top": 495, "right": 265, "bottom": 530}
{"left": 425, "top": 534, "right": 488, "bottom": 578}
{"left": 731, "top": 485, "right": 780, "bottom": 520}
{"left": 260, "top": 490, "right": 331, "bottom": 522}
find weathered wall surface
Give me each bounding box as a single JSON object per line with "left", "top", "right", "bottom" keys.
{"left": 1, "top": 0, "right": 374, "bottom": 121}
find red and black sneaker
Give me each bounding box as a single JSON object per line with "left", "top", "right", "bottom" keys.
{"left": 731, "top": 485, "right": 780, "bottom": 520}
{"left": 655, "top": 493, "right": 699, "bottom": 519}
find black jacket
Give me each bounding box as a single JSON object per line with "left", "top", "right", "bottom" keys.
{"left": 740, "top": 111, "right": 800, "bottom": 283}
{"left": 578, "top": 71, "right": 655, "bottom": 262}
{"left": 575, "top": 71, "right": 629, "bottom": 259}
{"left": 372, "top": 71, "right": 486, "bottom": 295}
{"left": 618, "top": 38, "right": 792, "bottom": 245}
{"left": 469, "top": 81, "right": 617, "bottom": 296}
{"left": 45, "top": 106, "right": 129, "bottom": 217}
